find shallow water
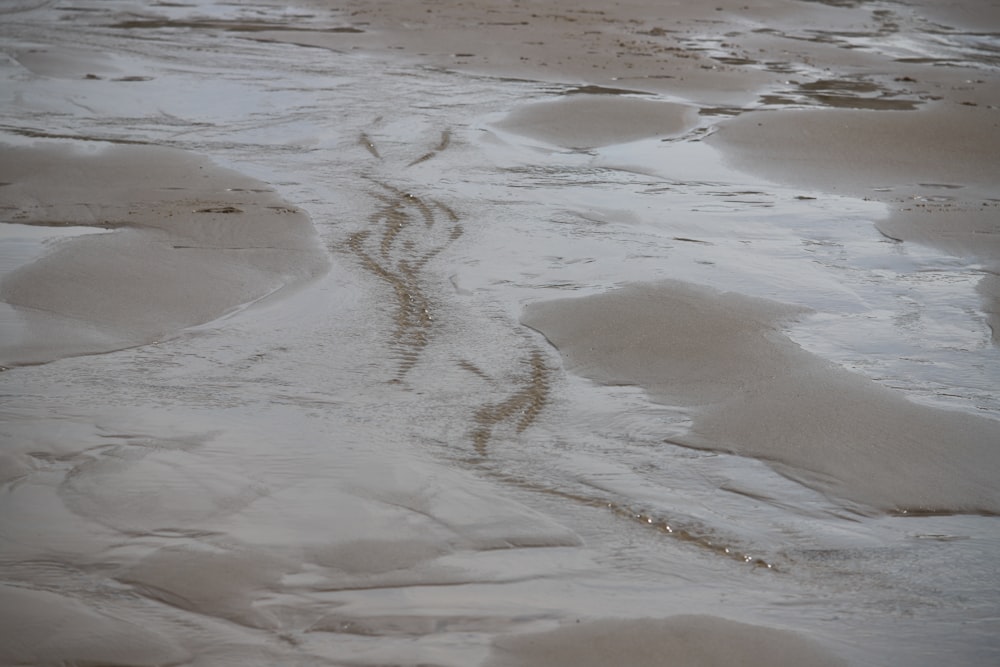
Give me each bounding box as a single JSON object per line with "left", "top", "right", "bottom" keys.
{"left": 1, "top": 1, "right": 999, "bottom": 665}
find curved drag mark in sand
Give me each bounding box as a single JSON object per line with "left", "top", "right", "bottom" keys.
{"left": 407, "top": 129, "right": 452, "bottom": 166}
{"left": 358, "top": 132, "right": 381, "bottom": 159}
{"left": 347, "top": 136, "right": 463, "bottom": 380}
{"left": 351, "top": 129, "right": 776, "bottom": 566}
{"left": 470, "top": 348, "right": 551, "bottom": 458}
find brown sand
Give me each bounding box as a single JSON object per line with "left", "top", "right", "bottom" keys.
{"left": 523, "top": 281, "right": 1000, "bottom": 515}
{"left": 282, "top": 0, "right": 875, "bottom": 101}
{"left": 493, "top": 95, "right": 697, "bottom": 149}
{"left": 486, "top": 616, "right": 846, "bottom": 667}
{"left": 0, "top": 143, "right": 329, "bottom": 366}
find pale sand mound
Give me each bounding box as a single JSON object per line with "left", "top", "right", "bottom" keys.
{"left": 0, "top": 143, "right": 329, "bottom": 366}
{"left": 486, "top": 616, "right": 846, "bottom": 667}
{"left": 522, "top": 281, "right": 1000, "bottom": 514}
{"left": 493, "top": 95, "right": 697, "bottom": 149}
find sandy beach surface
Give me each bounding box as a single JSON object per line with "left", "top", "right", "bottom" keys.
{"left": 1, "top": 0, "right": 999, "bottom": 665}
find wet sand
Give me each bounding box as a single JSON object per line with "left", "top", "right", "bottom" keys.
{"left": 1, "top": 0, "right": 999, "bottom": 665}
{"left": 522, "top": 281, "right": 1000, "bottom": 514}
{"left": 493, "top": 95, "right": 697, "bottom": 149}
{"left": 486, "top": 616, "right": 847, "bottom": 667}
{"left": 709, "top": 105, "right": 1000, "bottom": 339}
{"left": 0, "top": 144, "right": 328, "bottom": 366}
{"left": 280, "top": 0, "right": 1000, "bottom": 339}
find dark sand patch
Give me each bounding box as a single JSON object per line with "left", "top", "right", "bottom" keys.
{"left": 522, "top": 281, "right": 1000, "bottom": 514}
{"left": 486, "top": 615, "right": 846, "bottom": 667}
{"left": 493, "top": 95, "right": 697, "bottom": 149}
{"left": 0, "top": 143, "right": 329, "bottom": 366}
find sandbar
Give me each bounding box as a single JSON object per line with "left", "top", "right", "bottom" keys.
{"left": 523, "top": 281, "right": 1000, "bottom": 514}
{"left": 0, "top": 143, "right": 329, "bottom": 366}
{"left": 486, "top": 615, "right": 845, "bottom": 667}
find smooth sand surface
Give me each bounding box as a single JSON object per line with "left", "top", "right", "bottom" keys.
{"left": 0, "top": 143, "right": 329, "bottom": 366}
{"left": 493, "top": 95, "right": 697, "bottom": 149}
{"left": 523, "top": 281, "right": 1000, "bottom": 514}
{"left": 486, "top": 616, "right": 846, "bottom": 667}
